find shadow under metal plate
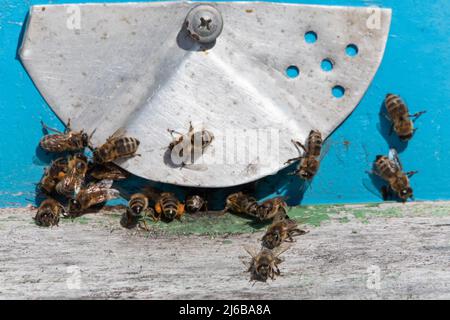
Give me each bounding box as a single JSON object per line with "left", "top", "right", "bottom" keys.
{"left": 20, "top": 1, "right": 391, "bottom": 187}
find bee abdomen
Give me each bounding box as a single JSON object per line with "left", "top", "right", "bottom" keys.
{"left": 128, "top": 193, "right": 148, "bottom": 216}
{"left": 385, "top": 94, "right": 408, "bottom": 117}
{"left": 114, "top": 137, "right": 140, "bottom": 155}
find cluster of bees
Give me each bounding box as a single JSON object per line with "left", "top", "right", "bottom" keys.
{"left": 33, "top": 93, "right": 424, "bottom": 283}
{"left": 224, "top": 192, "right": 308, "bottom": 282}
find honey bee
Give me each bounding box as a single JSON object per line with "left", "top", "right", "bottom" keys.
{"left": 128, "top": 193, "right": 149, "bottom": 216}
{"left": 244, "top": 245, "right": 290, "bottom": 282}
{"left": 256, "top": 197, "right": 289, "bottom": 221}
{"left": 262, "top": 219, "right": 308, "bottom": 249}
{"left": 154, "top": 192, "right": 185, "bottom": 222}
{"left": 223, "top": 192, "right": 258, "bottom": 217}
{"left": 285, "top": 130, "right": 324, "bottom": 180}
{"left": 168, "top": 122, "right": 214, "bottom": 165}
{"left": 123, "top": 193, "right": 154, "bottom": 229}
{"left": 68, "top": 179, "right": 120, "bottom": 213}
{"left": 89, "top": 162, "right": 129, "bottom": 181}
{"left": 39, "top": 119, "right": 94, "bottom": 153}
{"left": 55, "top": 153, "right": 88, "bottom": 197}
{"left": 384, "top": 94, "right": 426, "bottom": 141}
{"left": 185, "top": 195, "right": 207, "bottom": 213}
{"left": 93, "top": 129, "right": 140, "bottom": 164}
{"left": 369, "top": 148, "right": 417, "bottom": 201}
{"left": 39, "top": 157, "right": 68, "bottom": 194}
{"left": 34, "top": 198, "right": 65, "bottom": 227}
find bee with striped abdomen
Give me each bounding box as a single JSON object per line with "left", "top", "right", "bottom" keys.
{"left": 39, "top": 119, "right": 94, "bottom": 153}
{"left": 68, "top": 179, "right": 120, "bottom": 214}
{"left": 154, "top": 192, "right": 185, "bottom": 222}
{"left": 93, "top": 129, "right": 140, "bottom": 164}
{"left": 262, "top": 219, "right": 308, "bottom": 249}
{"left": 369, "top": 148, "right": 417, "bottom": 202}
{"left": 123, "top": 193, "right": 155, "bottom": 230}
{"left": 285, "top": 130, "right": 324, "bottom": 181}
{"left": 55, "top": 153, "right": 88, "bottom": 197}
{"left": 384, "top": 94, "right": 426, "bottom": 141}
{"left": 223, "top": 192, "right": 258, "bottom": 217}
{"left": 39, "top": 157, "right": 68, "bottom": 194}
{"left": 34, "top": 198, "right": 65, "bottom": 227}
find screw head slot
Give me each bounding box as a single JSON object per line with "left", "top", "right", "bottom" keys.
{"left": 185, "top": 5, "right": 223, "bottom": 44}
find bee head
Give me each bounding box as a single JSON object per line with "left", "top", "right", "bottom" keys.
{"left": 256, "top": 264, "right": 270, "bottom": 280}
{"left": 131, "top": 205, "right": 143, "bottom": 216}
{"left": 399, "top": 187, "right": 413, "bottom": 201}
{"left": 385, "top": 93, "right": 395, "bottom": 99}
{"left": 69, "top": 199, "right": 81, "bottom": 212}
{"left": 165, "top": 208, "right": 177, "bottom": 220}
{"left": 299, "top": 169, "right": 311, "bottom": 180}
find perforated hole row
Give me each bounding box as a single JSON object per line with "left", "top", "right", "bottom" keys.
{"left": 284, "top": 31, "right": 359, "bottom": 99}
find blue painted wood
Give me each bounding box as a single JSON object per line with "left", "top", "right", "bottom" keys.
{"left": 0, "top": 0, "right": 449, "bottom": 207}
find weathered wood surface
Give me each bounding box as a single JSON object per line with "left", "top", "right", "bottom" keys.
{"left": 1, "top": 202, "right": 450, "bottom": 299}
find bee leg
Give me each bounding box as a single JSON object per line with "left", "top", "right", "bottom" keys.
{"left": 167, "top": 128, "right": 183, "bottom": 137}
{"left": 138, "top": 219, "right": 150, "bottom": 231}
{"left": 409, "top": 111, "right": 426, "bottom": 121}
{"left": 188, "top": 121, "right": 194, "bottom": 134}
{"left": 287, "top": 169, "right": 300, "bottom": 176}
{"left": 65, "top": 118, "right": 72, "bottom": 133}
{"left": 406, "top": 170, "right": 418, "bottom": 178}
{"left": 284, "top": 157, "right": 302, "bottom": 165}
{"left": 291, "top": 139, "right": 307, "bottom": 153}
{"left": 40, "top": 120, "right": 63, "bottom": 134}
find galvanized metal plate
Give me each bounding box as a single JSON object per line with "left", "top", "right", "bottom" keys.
{"left": 20, "top": 1, "right": 391, "bottom": 187}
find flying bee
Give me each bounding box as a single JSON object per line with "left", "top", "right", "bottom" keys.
{"left": 368, "top": 148, "right": 417, "bottom": 202}
{"left": 93, "top": 129, "right": 140, "bottom": 164}
{"left": 185, "top": 195, "right": 207, "bottom": 214}
{"left": 39, "top": 157, "right": 68, "bottom": 194}
{"left": 285, "top": 130, "right": 325, "bottom": 181}
{"left": 243, "top": 245, "right": 290, "bottom": 282}
{"left": 89, "top": 162, "right": 129, "bottom": 181}
{"left": 34, "top": 198, "right": 65, "bottom": 227}
{"left": 55, "top": 153, "right": 88, "bottom": 197}
{"left": 123, "top": 193, "right": 154, "bottom": 230}
{"left": 384, "top": 94, "right": 426, "bottom": 141}
{"left": 168, "top": 121, "right": 214, "bottom": 166}
{"left": 256, "top": 197, "right": 289, "bottom": 221}
{"left": 39, "top": 119, "right": 94, "bottom": 153}
{"left": 223, "top": 192, "right": 258, "bottom": 217}
{"left": 154, "top": 192, "right": 185, "bottom": 222}
{"left": 68, "top": 179, "right": 120, "bottom": 214}
{"left": 262, "top": 219, "right": 308, "bottom": 249}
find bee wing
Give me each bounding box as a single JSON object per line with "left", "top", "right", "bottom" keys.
{"left": 107, "top": 127, "right": 127, "bottom": 141}
{"left": 273, "top": 243, "right": 291, "bottom": 258}
{"left": 243, "top": 245, "right": 259, "bottom": 259}
{"left": 388, "top": 148, "right": 403, "bottom": 171}
{"left": 41, "top": 134, "right": 71, "bottom": 149}
{"left": 85, "top": 179, "right": 114, "bottom": 193}
{"left": 318, "top": 138, "right": 333, "bottom": 162}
